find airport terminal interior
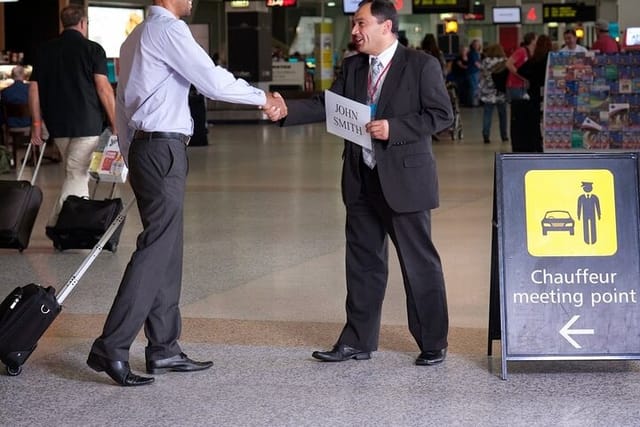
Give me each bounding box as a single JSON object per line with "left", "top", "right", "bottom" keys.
{"left": 2, "top": 0, "right": 640, "bottom": 424}
{"left": 2, "top": 108, "right": 640, "bottom": 426}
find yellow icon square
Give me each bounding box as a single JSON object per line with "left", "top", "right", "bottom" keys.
{"left": 524, "top": 169, "right": 617, "bottom": 256}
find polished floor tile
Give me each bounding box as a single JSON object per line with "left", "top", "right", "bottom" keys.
{"left": 1, "top": 107, "right": 638, "bottom": 426}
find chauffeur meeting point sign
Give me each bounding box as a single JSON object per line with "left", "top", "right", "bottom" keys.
{"left": 492, "top": 153, "right": 640, "bottom": 379}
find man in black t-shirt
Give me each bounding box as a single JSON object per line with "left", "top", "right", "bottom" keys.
{"left": 29, "top": 5, "right": 116, "bottom": 228}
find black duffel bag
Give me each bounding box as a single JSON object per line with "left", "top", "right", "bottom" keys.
{"left": 46, "top": 196, "right": 125, "bottom": 252}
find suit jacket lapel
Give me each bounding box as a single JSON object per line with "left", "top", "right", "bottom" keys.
{"left": 352, "top": 55, "right": 369, "bottom": 105}
{"left": 376, "top": 45, "right": 407, "bottom": 117}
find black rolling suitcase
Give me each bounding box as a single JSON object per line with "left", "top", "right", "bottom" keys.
{"left": 0, "top": 197, "right": 134, "bottom": 376}
{"left": 46, "top": 184, "right": 125, "bottom": 252}
{"left": 0, "top": 144, "right": 46, "bottom": 252}
{"left": 0, "top": 284, "right": 61, "bottom": 375}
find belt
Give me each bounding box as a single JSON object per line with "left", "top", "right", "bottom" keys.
{"left": 133, "top": 131, "right": 190, "bottom": 145}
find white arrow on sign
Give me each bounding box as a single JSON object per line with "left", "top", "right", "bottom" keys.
{"left": 559, "top": 315, "right": 595, "bottom": 349}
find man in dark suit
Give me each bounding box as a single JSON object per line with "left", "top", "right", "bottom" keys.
{"left": 280, "top": 0, "right": 453, "bottom": 365}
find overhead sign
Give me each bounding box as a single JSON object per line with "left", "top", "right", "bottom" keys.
{"left": 542, "top": 3, "right": 596, "bottom": 23}
{"left": 395, "top": 0, "right": 413, "bottom": 15}
{"left": 266, "top": 0, "right": 296, "bottom": 6}
{"left": 522, "top": 3, "right": 543, "bottom": 25}
{"left": 463, "top": 4, "right": 484, "bottom": 21}
{"left": 412, "top": 0, "right": 469, "bottom": 14}
{"left": 493, "top": 153, "right": 640, "bottom": 379}
{"left": 347, "top": 0, "right": 412, "bottom": 15}
{"left": 492, "top": 7, "right": 521, "bottom": 25}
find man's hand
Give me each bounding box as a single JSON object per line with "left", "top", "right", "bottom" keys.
{"left": 262, "top": 91, "right": 288, "bottom": 121}
{"left": 365, "top": 119, "right": 389, "bottom": 141}
{"left": 30, "top": 123, "right": 44, "bottom": 146}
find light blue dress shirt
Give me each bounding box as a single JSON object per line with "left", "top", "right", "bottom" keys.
{"left": 116, "top": 5, "right": 267, "bottom": 159}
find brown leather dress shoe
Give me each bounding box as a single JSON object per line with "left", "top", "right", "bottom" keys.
{"left": 87, "top": 352, "right": 154, "bottom": 386}
{"left": 312, "top": 344, "right": 371, "bottom": 362}
{"left": 415, "top": 348, "right": 447, "bottom": 366}
{"left": 146, "top": 352, "right": 213, "bottom": 374}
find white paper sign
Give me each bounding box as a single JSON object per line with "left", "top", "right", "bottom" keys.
{"left": 324, "top": 90, "right": 372, "bottom": 149}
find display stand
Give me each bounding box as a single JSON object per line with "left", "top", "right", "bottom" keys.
{"left": 543, "top": 51, "right": 640, "bottom": 151}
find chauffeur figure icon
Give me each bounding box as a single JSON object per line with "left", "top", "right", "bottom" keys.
{"left": 577, "top": 181, "right": 601, "bottom": 244}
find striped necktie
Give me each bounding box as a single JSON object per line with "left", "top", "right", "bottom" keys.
{"left": 363, "top": 57, "right": 383, "bottom": 169}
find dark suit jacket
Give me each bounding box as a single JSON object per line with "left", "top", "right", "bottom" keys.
{"left": 282, "top": 44, "right": 453, "bottom": 213}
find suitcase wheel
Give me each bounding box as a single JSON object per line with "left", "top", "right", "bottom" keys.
{"left": 6, "top": 365, "right": 22, "bottom": 376}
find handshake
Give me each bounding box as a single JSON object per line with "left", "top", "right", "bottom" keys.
{"left": 261, "top": 91, "right": 288, "bottom": 121}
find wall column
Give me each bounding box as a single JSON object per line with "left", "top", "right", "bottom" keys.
{"left": 618, "top": 0, "right": 640, "bottom": 35}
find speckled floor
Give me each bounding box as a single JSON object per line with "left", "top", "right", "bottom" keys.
{"left": 1, "top": 107, "right": 639, "bottom": 426}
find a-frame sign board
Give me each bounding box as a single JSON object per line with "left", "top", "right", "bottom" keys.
{"left": 488, "top": 152, "right": 640, "bottom": 379}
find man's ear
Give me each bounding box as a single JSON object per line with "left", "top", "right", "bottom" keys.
{"left": 383, "top": 19, "right": 392, "bottom": 35}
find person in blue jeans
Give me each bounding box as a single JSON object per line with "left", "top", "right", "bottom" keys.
{"left": 479, "top": 44, "right": 508, "bottom": 143}
{"left": 466, "top": 39, "right": 482, "bottom": 107}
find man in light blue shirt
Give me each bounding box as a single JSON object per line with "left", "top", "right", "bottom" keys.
{"left": 87, "top": 0, "right": 286, "bottom": 387}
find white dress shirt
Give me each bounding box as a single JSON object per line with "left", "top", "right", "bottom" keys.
{"left": 369, "top": 40, "right": 398, "bottom": 102}
{"left": 116, "top": 6, "right": 267, "bottom": 158}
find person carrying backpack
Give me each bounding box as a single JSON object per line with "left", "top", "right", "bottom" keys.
{"left": 480, "top": 44, "right": 508, "bottom": 143}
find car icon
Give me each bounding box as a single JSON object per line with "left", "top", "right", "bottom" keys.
{"left": 541, "top": 210, "right": 575, "bottom": 236}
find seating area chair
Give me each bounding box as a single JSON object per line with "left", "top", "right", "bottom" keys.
{"left": 2, "top": 102, "right": 32, "bottom": 168}
{"left": 1, "top": 103, "right": 58, "bottom": 168}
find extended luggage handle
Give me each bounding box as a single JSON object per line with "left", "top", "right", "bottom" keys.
{"left": 90, "top": 177, "right": 118, "bottom": 200}
{"left": 55, "top": 197, "right": 136, "bottom": 305}
{"left": 17, "top": 143, "right": 47, "bottom": 185}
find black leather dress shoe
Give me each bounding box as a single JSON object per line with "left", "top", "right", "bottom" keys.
{"left": 312, "top": 344, "right": 371, "bottom": 362}
{"left": 146, "top": 352, "right": 213, "bottom": 374}
{"left": 415, "top": 348, "right": 447, "bottom": 366}
{"left": 87, "top": 352, "right": 154, "bottom": 386}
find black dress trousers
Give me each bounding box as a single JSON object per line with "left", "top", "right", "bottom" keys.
{"left": 91, "top": 135, "right": 187, "bottom": 362}
{"left": 338, "top": 161, "right": 449, "bottom": 352}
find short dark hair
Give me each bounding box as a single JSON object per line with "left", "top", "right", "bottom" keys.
{"left": 358, "top": 0, "right": 399, "bottom": 34}
{"left": 60, "top": 5, "right": 85, "bottom": 29}
{"left": 564, "top": 29, "right": 577, "bottom": 37}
